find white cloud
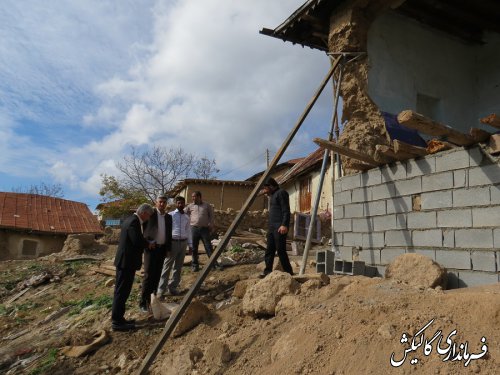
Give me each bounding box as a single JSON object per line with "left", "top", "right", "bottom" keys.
{"left": 1, "top": 0, "right": 333, "bottom": 204}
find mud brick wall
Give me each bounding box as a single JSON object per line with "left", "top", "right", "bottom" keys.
{"left": 332, "top": 146, "right": 500, "bottom": 288}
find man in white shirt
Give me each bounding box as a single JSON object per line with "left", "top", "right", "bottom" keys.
{"left": 140, "top": 194, "right": 172, "bottom": 311}
{"left": 157, "top": 196, "right": 192, "bottom": 296}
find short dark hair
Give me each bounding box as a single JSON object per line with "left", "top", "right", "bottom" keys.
{"left": 175, "top": 196, "right": 185, "bottom": 203}
{"left": 192, "top": 191, "right": 202, "bottom": 197}
{"left": 263, "top": 177, "right": 279, "bottom": 188}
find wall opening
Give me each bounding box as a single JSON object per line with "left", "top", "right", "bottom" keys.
{"left": 22, "top": 239, "right": 38, "bottom": 257}
{"left": 416, "top": 93, "right": 442, "bottom": 122}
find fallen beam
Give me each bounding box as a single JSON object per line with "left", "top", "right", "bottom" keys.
{"left": 397, "top": 110, "right": 475, "bottom": 146}
{"left": 349, "top": 161, "right": 376, "bottom": 171}
{"left": 489, "top": 134, "right": 500, "bottom": 154}
{"left": 480, "top": 113, "right": 500, "bottom": 129}
{"left": 393, "top": 139, "right": 428, "bottom": 157}
{"left": 314, "top": 138, "right": 379, "bottom": 166}
{"left": 426, "top": 139, "right": 456, "bottom": 154}
{"left": 470, "top": 128, "right": 491, "bottom": 143}
{"left": 375, "top": 144, "right": 413, "bottom": 162}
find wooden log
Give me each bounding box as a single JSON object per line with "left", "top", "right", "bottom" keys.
{"left": 480, "top": 113, "right": 500, "bottom": 129}
{"left": 470, "top": 128, "right": 491, "bottom": 143}
{"left": 375, "top": 144, "right": 413, "bottom": 161}
{"left": 397, "top": 110, "right": 475, "bottom": 146}
{"left": 313, "top": 138, "right": 379, "bottom": 166}
{"left": 349, "top": 161, "right": 376, "bottom": 171}
{"left": 393, "top": 140, "right": 428, "bottom": 156}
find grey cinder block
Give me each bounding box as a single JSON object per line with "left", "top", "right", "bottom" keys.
{"left": 362, "top": 232, "right": 384, "bottom": 248}
{"left": 352, "top": 218, "right": 373, "bottom": 232}
{"left": 380, "top": 248, "right": 406, "bottom": 265}
{"left": 333, "top": 218, "right": 352, "bottom": 232}
{"left": 381, "top": 162, "right": 407, "bottom": 182}
{"left": 358, "top": 248, "right": 380, "bottom": 264}
{"left": 455, "top": 229, "right": 494, "bottom": 249}
{"left": 421, "top": 191, "right": 453, "bottom": 210}
{"left": 334, "top": 191, "right": 351, "bottom": 205}
{"left": 406, "top": 157, "right": 436, "bottom": 178}
{"left": 471, "top": 251, "right": 497, "bottom": 272}
{"left": 436, "top": 249, "right": 471, "bottom": 270}
{"left": 435, "top": 148, "right": 469, "bottom": 172}
{"left": 372, "top": 182, "right": 396, "bottom": 200}
{"left": 453, "top": 187, "right": 490, "bottom": 208}
{"left": 458, "top": 270, "right": 499, "bottom": 287}
{"left": 361, "top": 169, "right": 382, "bottom": 186}
{"left": 394, "top": 177, "right": 422, "bottom": 197}
{"left": 407, "top": 212, "right": 437, "bottom": 229}
{"left": 352, "top": 187, "right": 371, "bottom": 203}
{"left": 422, "top": 171, "right": 454, "bottom": 192}
{"left": 363, "top": 200, "right": 386, "bottom": 216}
{"left": 437, "top": 209, "right": 472, "bottom": 228}
{"left": 385, "top": 230, "right": 412, "bottom": 247}
{"left": 472, "top": 206, "right": 500, "bottom": 228}
{"left": 344, "top": 203, "right": 364, "bottom": 218}
{"left": 412, "top": 229, "right": 443, "bottom": 247}
{"left": 469, "top": 164, "right": 500, "bottom": 187}
{"left": 386, "top": 196, "right": 412, "bottom": 214}
{"left": 341, "top": 174, "right": 361, "bottom": 191}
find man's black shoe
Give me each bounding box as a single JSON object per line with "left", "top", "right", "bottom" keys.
{"left": 169, "top": 287, "right": 181, "bottom": 296}
{"left": 191, "top": 265, "right": 200, "bottom": 272}
{"left": 139, "top": 303, "right": 149, "bottom": 313}
{"left": 112, "top": 322, "right": 135, "bottom": 332}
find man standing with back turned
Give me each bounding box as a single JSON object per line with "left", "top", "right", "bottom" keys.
{"left": 260, "top": 177, "right": 293, "bottom": 278}
{"left": 185, "top": 191, "right": 222, "bottom": 271}
{"left": 111, "top": 203, "right": 154, "bottom": 331}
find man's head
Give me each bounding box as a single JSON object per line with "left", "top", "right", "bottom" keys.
{"left": 191, "top": 191, "right": 202, "bottom": 204}
{"left": 262, "top": 177, "right": 279, "bottom": 195}
{"left": 156, "top": 194, "right": 168, "bottom": 214}
{"left": 136, "top": 203, "right": 154, "bottom": 222}
{"left": 175, "top": 196, "right": 186, "bottom": 212}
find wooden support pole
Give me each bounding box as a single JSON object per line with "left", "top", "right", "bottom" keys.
{"left": 480, "top": 113, "right": 500, "bottom": 129}
{"left": 136, "top": 56, "right": 343, "bottom": 375}
{"left": 397, "top": 110, "right": 475, "bottom": 146}
{"left": 393, "top": 140, "right": 428, "bottom": 157}
{"left": 314, "top": 138, "right": 379, "bottom": 167}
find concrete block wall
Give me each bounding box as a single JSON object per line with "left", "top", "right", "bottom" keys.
{"left": 333, "top": 146, "right": 500, "bottom": 288}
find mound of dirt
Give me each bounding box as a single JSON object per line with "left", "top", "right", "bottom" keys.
{"left": 385, "top": 253, "right": 448, "bottom": 289}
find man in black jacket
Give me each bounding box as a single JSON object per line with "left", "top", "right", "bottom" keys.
{"left": 111, "top": 203, "right": 154, "bottom": 331}
{"left": 140, "top": 194, "right": 172, "bottom": 311}
{"left": 260, "top": 177, "right": 293, "bottom": 278}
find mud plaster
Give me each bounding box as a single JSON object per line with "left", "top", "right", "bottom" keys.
{"left": 328, "top": 0, "right": 399, "bottom": 172}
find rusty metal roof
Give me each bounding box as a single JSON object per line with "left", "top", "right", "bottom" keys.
{"left": 278, "top": 148, "right": 327, "bottom": 185}
{"left": 0, "top": 192, "right": 102, "bottom": 234}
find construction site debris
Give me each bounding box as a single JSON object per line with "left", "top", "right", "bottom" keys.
{"left": 393, "top": 139, "right": 428, "bottom": 156}
{"left": 397, "top": 110, "right": 475, "bottom": 146}
{"left": 173, "top": 300, "right": 211, "bottom": 337}
{"left": 385, "top": 253, "right": 447, "bottom": 289}
{"left": 61, "top": 329, "right": 109, "bottom": 357}
{"left": 242, "top": 271, "right": 300, "bottom": 317}
{"left": 314, "top": 137, "right": 379, "bottom": 166}
{"left": 480, "top": 113, "right": 500, "bottom": 129}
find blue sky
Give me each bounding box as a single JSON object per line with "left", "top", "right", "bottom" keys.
{"left": 0, "top": 0, "right": 334, "bottom": 210}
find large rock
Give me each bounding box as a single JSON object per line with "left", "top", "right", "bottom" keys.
{"left": 242, "top": 271, "right": 300, "bottom": 317}
{"left": 173, "top": 300, "right": 211, "bottom": 337}
{"left": 385, "top": 253, "right": 447, "bottom": 289}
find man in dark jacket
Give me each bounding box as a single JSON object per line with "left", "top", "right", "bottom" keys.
{"left": 111, "top": 203, "right": 154, "bottom": 331}
{"left": 139, "top": 194, "right": 172, "bottom": 311}
{"left": 260, "top": 177, "right": 293, "bottom": 277}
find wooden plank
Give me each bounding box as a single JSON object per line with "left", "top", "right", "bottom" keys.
{"left": 348, "top": 161, "right": 376, "bottom": 171}
{"left": 393, "top": 140, "right": 428, "bottom": 157}
{"left": 426, "top": 139, "right": 456, "bottom": 154}
{"left": 397, "top": 110, "right": 475, "bottom": 146}
{"left": 6, "top": 288, "right": 29, "bottom": 305}
{"left": 375, "top": 144, "right": 413, "bottom": 161}
{"left": 480, "top": 113, "right": 500, "bottom": 129}
{"left": 470, "top": 128, "right": 491, "bottom": 143}
{"left": 489, "top": 134, "right": 500, "bottom": 154}
{"left": 313, "top": 138, "right": 379, "bottom": 166}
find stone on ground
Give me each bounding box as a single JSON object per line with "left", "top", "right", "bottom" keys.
{"left": 385, "top": 253, "right": 447, "bottom": 289}
{"left": 173, "top": 301, "right": 211, "bottom": 337}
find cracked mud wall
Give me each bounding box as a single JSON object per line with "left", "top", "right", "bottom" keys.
{"left": 328, "top": 0, "right": 400, "bottom": 171}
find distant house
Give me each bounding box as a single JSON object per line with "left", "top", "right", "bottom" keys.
{"left": 95, "top": 199, "right": 131, "bottom": 227}
{"left": 246, "top": 157, "right": 304, "bottom": 183}
{"left": 169, "top": 179, "right": 267, "bottom": 211}
{"left": 0, "top": 192, "right": 102, "bottom": 259}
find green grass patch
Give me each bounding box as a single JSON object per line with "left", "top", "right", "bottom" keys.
{"left": 29, "top": 348, "right": 58, "bottom": 375}
{"left": 229, "top": 245, "right": 244, "bottom": 253}
{"left": 63, "top": 293, "right": 113, "bottom": 315}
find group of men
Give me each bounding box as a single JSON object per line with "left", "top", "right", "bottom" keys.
{"left": 110, "top": 177, "right": 293, "bottom": 332}
{"left": 111, "top": 191, "right": 218, "bottom": 331}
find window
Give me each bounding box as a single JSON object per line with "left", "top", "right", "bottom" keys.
{"left": 299, "top": 177, "right": 312, "bottom": 212}
{"left": 293, "top": 212, "right": 321, "bottom": 242}
{"left": 22, "top": 239, "right": 38, "bottom": 256}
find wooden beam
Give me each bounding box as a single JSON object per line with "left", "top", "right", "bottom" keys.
{"left": 426, "top": 139, "right": 456, "bottom": 154}
{"left": 480, "top": 114, "right": 500, "bottom": 129}
{"left": 393, "top": 139, "right": 428, "bottom": 156}
{"left": 375, "top": 144, "right": 413, "bottom": 162}
{"left": 349, "top": 161, "right": 375, "bottom": 171}
{"left": 470, "top": 128, "right": 491, "bottom": 143}
{"left": 397, "top": 110, "right": 475, "bottom": 146}
{"left": 489, "top": 134, "right": 500, "bottom": 154}
{"left": 313, "top": 138, "right": 379, "bottom": 166}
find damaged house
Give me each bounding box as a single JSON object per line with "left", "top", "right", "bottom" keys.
{"left": 0, "top": 192, "right": 102, "bottom": 260}
{"left": 262, "top": 0, "right": 500, "bottom": 287}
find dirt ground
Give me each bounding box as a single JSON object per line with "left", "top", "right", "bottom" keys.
{"left": 1, "top": 244, "right": 499, "bottom": 375}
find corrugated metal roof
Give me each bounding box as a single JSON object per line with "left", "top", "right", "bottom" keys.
{"left": 278, "top": 148, "right": 326, "bottom": 185}
{"left": 0, "top": 192, "right": 102, "bottom": 234}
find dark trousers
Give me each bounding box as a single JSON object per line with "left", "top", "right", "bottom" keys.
{"left": 191, "top": 226, "right": 213, "bottom": 267}
{"left": 111, "top": 266, "right": 135, "bottom": 323}
{"left": 140, "top": 245, "right": 166, "bottom": 306}
{"left": 265, "top": 228, "right": 293, "bottom": 275}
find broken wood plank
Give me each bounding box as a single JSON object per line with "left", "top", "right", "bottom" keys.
{"left": 393, "top": 139, "right": 428, "bottom": 157}
{"left": 470, "top": 128, "right": 491, "bottom": 143}
{"left": 6, "top": 288, "right": 30, "bottom": 305}
{"left": 89, "top": 267, "right": 115, "bottom": 277}
{"left": 374, "top": 144, "right": 412, "bottom": 162}
{"left": 292, "top": 273, "right": 330, "bottom": 285}
{"left": 489, "top": 134, "right": 500, "bottom": 154}
{"left": 480, "top": 113, "right": 500, "bottom": 129}
{"left": 314, "top": 138, "right": 379, "bottom": 166}
{"left": 349, "top": 161, "right": 376, "bottom": 171}
{"left": 397, "top": 110, "right": 475, "bottom": 146}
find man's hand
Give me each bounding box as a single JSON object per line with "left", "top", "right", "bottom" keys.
{"left": 278, "top": 226, "right": 288, "bottom": 235}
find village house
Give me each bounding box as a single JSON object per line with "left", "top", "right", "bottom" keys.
{"left": 0, "top": 192, "right": 102, "bottom": 260}
{"left": 262, "top": 0, "right": 500, "bottom": 287}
